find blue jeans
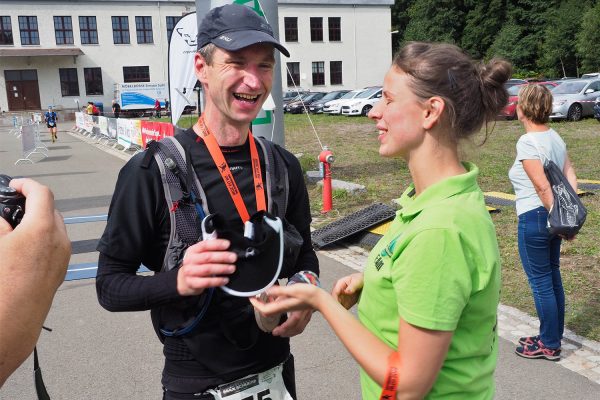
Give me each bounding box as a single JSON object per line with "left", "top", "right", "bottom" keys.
{"left": 518, "top": 206, "right": 564, "bottom": 349}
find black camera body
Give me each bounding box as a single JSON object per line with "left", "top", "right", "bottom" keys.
{"left": 0, "top": 174, "right": 25, "bottom": 228}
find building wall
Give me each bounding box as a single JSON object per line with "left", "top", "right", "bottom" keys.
{"left": 278, "top": 3, "right": 392, "bottom": 93}
{"left": 0, "top": 1, "right": 392, "bottom": 112}
{"left": 0, "top": 1, "right": 194, "bottom": 112}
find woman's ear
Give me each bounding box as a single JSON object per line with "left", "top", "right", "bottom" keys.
{"left": 422, "top": 97, "right": 445, "bottom": 130}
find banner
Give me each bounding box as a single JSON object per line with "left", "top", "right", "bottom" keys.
{"left": 107, "top": 118, "right": 117, "bottom": 139}
{"left": 141, "top": 121, "right": 175, "bottom": 148}
{"left": 98, "top": 116, "right": 109, "bottom": 137}
{"left": 21, "top": 124, "right": 36, "bottom": 155}
{"left": 75, "top": 112, "right": 84, "bottom": 129}
{"left": 83, "top": 114, "right": 93, "bottom": 133}
{"left": 91, "top": 116, "right": 100, "bottom": 136}
{"left": 168, "top": 12, "right": 198, "bottom": 126}
{"left": 117, "top": 118, "right": 132, "bottom": 149}
{"left": 132, "top": 119, "right": 142, "bottom": 147}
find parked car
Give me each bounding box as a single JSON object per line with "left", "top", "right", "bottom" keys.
{"left": 504, "top": 78, "right": 527, "bottom": 89}
{"left": 283, "top": 93, "right": 311, "bottom": 112}
{"left": 322, "top": 89, "right": 365, "bottom": 115}
{"left": 341, "top": 86, "right": 382, "bottom": 116}
{"left": 308, "top": 90, "right": 350, "bottom": 114}
{"left": 283, "top": 89, "right": 308, "bottom": 103}
{"left": 498, "top": 81, "right": 560, "bottom": 120}
{"left": 550, "top": 79, "right": 600, "bottom": 121}
{"left": 581, "top": 72, "right": 600, "bottom": 79}
{"left": 594, "top": 96, "right": 600, "bottom": 122}
{"left": 285, "top": 92, "right": 326, "bottom": 114}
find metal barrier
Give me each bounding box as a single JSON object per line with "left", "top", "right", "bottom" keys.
{"left": 64, "top": 214, "right": 150, "bottom": 281}
{"left": 14, "top": 116, "right": 48, "bottom": 165}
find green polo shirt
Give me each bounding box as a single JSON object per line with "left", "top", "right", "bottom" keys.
{"left": 358, "top": 162, "right": 501, "bottom": 399}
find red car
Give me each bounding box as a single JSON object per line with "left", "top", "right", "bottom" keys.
{"left": 499, "top": 81, "right": 560, "bottom": 119}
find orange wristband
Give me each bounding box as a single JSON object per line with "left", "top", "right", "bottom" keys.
{"left": 379, "top": 352, "right": 401, "bottom": 400}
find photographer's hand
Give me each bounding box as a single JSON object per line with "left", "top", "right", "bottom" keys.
{"left": 0, "top": 178, "right": 70, "bottom": 387}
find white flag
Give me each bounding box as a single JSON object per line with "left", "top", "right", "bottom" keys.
{"left": 168, "top": 12, "right": 199, "bottom": 126}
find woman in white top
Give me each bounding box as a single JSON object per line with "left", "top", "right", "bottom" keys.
{"left": 508, "top": 84, "right": 577, "bottom": 361}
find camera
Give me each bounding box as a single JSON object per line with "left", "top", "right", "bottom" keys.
{"left": 0, "top": 174, "right": 25, "bottom": 228}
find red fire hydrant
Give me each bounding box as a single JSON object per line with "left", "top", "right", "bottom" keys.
{"left": 319, "top": 147, "right": 335, "bottom": 213}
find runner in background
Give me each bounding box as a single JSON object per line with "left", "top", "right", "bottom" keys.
{"left": 44, "top": 106, "right": 58, "bottom": 143}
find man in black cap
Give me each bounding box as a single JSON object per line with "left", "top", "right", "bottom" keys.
{"left": 96, "top": 4, "right": 318, "bottom": 399}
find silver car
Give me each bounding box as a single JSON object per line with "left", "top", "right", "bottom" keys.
{"left": 551, "top": 79, "right": 600, "bottom": 121}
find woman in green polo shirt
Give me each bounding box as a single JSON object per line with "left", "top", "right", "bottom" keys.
{"left": 252, "top": 42, "right": 509, "bottom": 399}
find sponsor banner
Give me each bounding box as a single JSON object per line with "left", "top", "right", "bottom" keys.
{"left": 119, "top": 82, "right": 168, "bottom": 110}
{"left": 107, "top": 118, "right": 118, "bottom": 139}
{"left": 168, "top": 12, "right": 198, "bottom": 126}
{"left": 75, "top": 112, "right": 84, "bottom": 129}
{"left": 91, "top": 116, "right": 100, "bottom": 136}
{"left": 132, "top": 119, "right": 142, "bottom": 147}
{"left": 83, "top": 114, "right": 93, "bottom": 133}
{"left": 98, "top": 116, "right": 109, "bottom": 137}
{"left": 117, "top": 118, "right": 132, "bottom": 149}
{"left": 140, "top": 121, "right": 175, "bottom": 148}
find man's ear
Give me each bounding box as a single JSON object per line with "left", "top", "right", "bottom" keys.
{"left": 422, "top": 97, "right": 445, "bottom": 130}
{"left": 194, "top": 52, "right": 208, "bottom": 84}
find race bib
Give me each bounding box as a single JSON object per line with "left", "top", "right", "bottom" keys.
{"left": 207, "top": 363, "right": 292, "bottom": 400}
{"left": 48, "top": 122, "right": 56, "bottom": 127}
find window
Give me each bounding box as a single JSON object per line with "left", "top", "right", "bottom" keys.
{"left": 18, "top": 16, "right": 39, "bottom": 45}
{"left": 330, "top": 61, "right": 342, "bottom": 85}
{"left": 310, "top": 17, "right": 323, "bottom": 42}
{"left": 135, "top": 16, "right": 153, "bottom": 44}
{"left": 0, "top": 16, "right": 13, "bottom": 45}
{"left": 328, "top": 17, "right": 341, "bottom": 42}
{"left": 54, "top": 16, "right": 74, "bottom": 45}
{"left": 286, "top": 62, "right": 300, "bottom": 87}
{"left": 79, "top": 16, "right": 98, "bottom": 44}
{"left": 123, "top": 66, "right": 150, "bottom": 83}
{"left": 284, "top": 17, "right": 298, "bottom": 42}
{"left": 166, "top": 16, "right": 181, "bottom": 43}
{"left": 84, "top": 67, "right": 103, "bottom": 95}
{"left": 59, "top": 68, "right": 79, "bottom": 96}
{"left": 112, "top": 16, "right": 130, "bottom": 44}
{"left": 312, "top": 61, "right": 325, "bottom": 85}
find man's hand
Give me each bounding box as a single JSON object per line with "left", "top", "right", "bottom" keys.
{"left": 176, "top": 239, "right": 237, "bottom": 296}
{"left": 331, "top": 273, "right": 364, "bottom": 310}
{"left": 271, "top": 309, "right": 312, "bottom": 338}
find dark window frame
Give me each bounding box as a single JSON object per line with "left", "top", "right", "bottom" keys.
{"left": 123, "top": 66, "right": 150, "bottom": 83}
{"left": 18, "top": 16, "right": 39, "bottom": 45}
{"left": 310, "top": 17, "right": 323, "bottom": 42}
{"left": 111, "top": 16, "right": 130, "bottom": 45}
{"left": 284, "top": 17, "right": 298, "bottom": 42}
{"left": 79, "top": 16, "right": 98, "bottom": 45}
{"left": 84, "top": 67, "right": 103, "bottom": 95}
{"left": 0, "top": 16, "right": 13, "bottom": 45}
{"left": 165, "top": 16, "right": 181, "bottom": 43}
{"left": 59, "top": 68, "right": 80, "bottom": 96}
{"left": 312, "top": 61, "right": 325, "bottom": 86}
{"left": 328, "top": 17, "right": 341, "bottom": 42}
{"left": 330, "top": 61, "right": 343, "bottom": 85}
{"left": 135, "top": 16, "right": 153, "bottom": 44}
{"left": 54, "top": 16, "right": 74, "bottom": 45}
{"left": 286, "top": 62, "right": 300, "bottom": 87}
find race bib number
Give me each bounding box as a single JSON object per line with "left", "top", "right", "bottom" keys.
{"left": 208, "top": 364, "right": 292, "bottom": 400}
{"left": 48, "top": 122, "right": 56, "bottom": 127}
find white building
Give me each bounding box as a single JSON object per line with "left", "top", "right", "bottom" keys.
{"left": 0, "top": 0, "right": 393, "bottom": 112}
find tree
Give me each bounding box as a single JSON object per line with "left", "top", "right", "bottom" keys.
{"left": 539, "top": 0, "right": 592, "bottom": 78}
{"left": 461, "top": 0, "right": 506, "bottom": 59}
{"left": 487, "top": 21, "right": 530, "bottom": 71}
{"left": 403, "top": 0, "right": 467, "bottom": 44}
{"left": 577, "top": 2, "right": 600, "bottom": 74}
{"left": 390, "top": 0, "right": 415, "bottom": 53}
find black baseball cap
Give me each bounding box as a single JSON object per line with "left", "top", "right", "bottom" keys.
{"left": 197, "top": 4, "right": 290, "bottom": 57}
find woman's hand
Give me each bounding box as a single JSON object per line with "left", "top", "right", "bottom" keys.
{"left": 249, "top": 284, "right": 324, "bottom": 315}
{"left": 332, "top": 273, "right": 364, "bottom": 309}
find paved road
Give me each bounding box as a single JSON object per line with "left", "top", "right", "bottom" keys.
{"left": 1, "top": 119, "right": 599, "bottom": 399}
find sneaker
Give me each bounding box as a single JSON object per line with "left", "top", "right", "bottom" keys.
{"left": 518, "top": 334, "right": 540, "bottom": 346}
{"left": 515, "top": 340, "right": 561, "bottom": 361}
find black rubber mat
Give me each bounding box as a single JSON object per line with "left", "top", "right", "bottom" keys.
{"left": 484, "top": 194, "right": 515, "bottom": 207}
{"left": 311, "top": 203, "right": 396, "bottom": 249}
{"left": 578, "top": 183, "right": 600, "bottom": 191}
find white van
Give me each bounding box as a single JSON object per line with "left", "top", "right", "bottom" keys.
{"left": 341, "top": 87, "right": 382, "bottom": 116}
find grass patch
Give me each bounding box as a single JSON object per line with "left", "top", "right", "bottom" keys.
{"left": 285, "top": 113, "right": 600, "bottom": 342}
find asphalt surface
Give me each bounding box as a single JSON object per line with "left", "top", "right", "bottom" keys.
{"left": 1, "top": 118, "right": 599, "bottom": 399}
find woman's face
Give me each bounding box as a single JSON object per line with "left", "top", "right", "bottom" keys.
{"left": 368, "top": 67, "right": 426, "bottom": 159}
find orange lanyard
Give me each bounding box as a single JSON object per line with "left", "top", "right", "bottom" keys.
{"left": 197, "top": 117, "right": 266, "bottom": 223}
{"left": 380, "top": 352, "right": 400, "bottom": 400}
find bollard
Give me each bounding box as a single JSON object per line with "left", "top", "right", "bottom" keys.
{"left": 319, "top": 147, "right": 335, "bottom": 213}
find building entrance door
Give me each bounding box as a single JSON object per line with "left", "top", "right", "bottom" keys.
{"left": 4, "top": 69, "right": 42, "bottom": 111}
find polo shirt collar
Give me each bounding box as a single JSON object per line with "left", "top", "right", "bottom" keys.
{"left": 397, "top": 162, "right": 480, "bottom": 219}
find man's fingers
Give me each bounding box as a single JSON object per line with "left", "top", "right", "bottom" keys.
{"left": 0, "top": 218, "right": 12, "bottom": 236}
{"left": 181, "top": 263, "right": 235, "bottom": 278}
{"left": 9, "top": 178, "right": 55, "bottom": 224}
{"left": 185, "top": 276, "right": 230, "bottom": 289}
